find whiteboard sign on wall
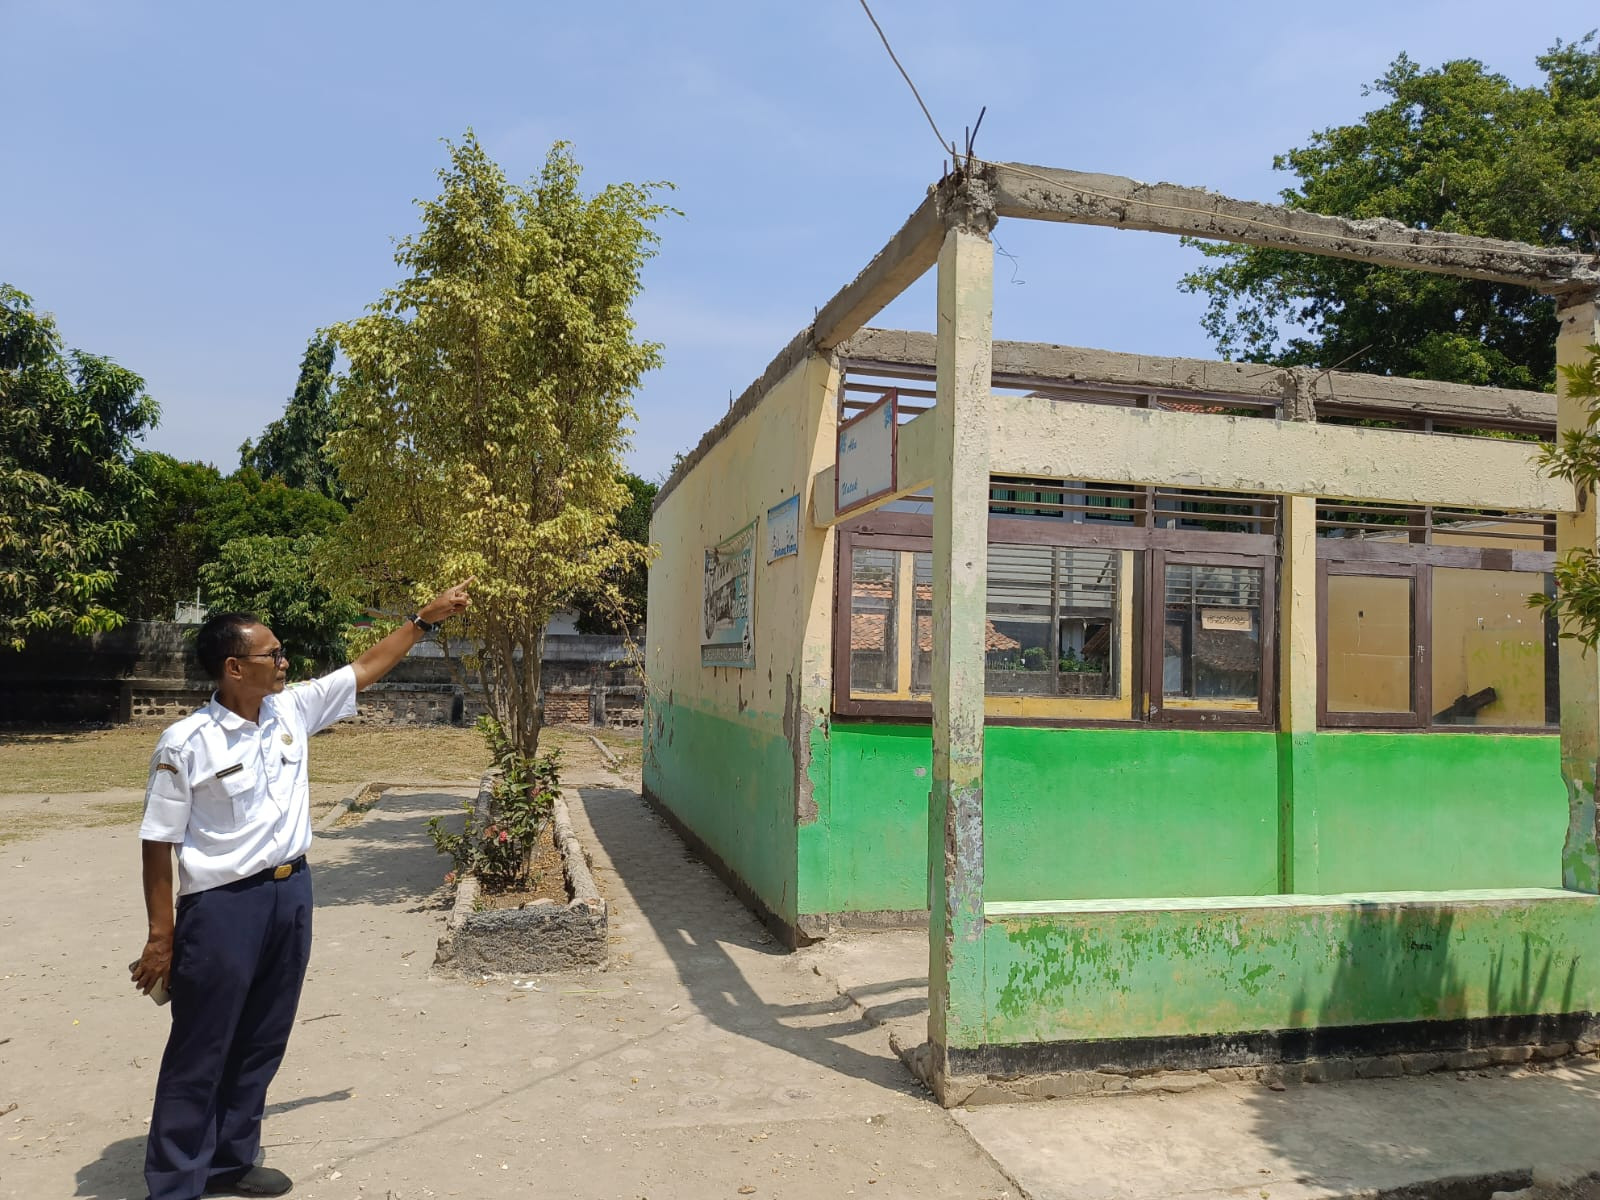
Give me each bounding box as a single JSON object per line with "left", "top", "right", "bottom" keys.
{"left": 766, "top": 494, "right": 800, "bottom": 562}
{"left": 836, "top": 390, "right": 897, "bottom": 516}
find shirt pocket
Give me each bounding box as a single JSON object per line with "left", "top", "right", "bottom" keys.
{"left": 268, "top": 734, "right": 306, "bottom": 783}
{"left": 194, "top": 761, "right": 258, "bottom": 834}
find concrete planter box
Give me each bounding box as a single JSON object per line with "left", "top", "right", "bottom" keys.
{"left": 434, "top": 778, "right": 607, "bottom": 974}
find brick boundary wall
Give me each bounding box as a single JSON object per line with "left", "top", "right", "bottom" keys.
{"left": 0, "top": 623, "right": 642, "bottom": 729}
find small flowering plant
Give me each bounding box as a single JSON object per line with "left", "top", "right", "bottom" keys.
{"left": 428, "top": 717, "right": 560, "bottom": 890}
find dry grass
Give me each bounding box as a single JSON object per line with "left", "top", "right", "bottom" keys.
{"left": 0, "top": 722, "right": 640, "bottom": 798}
{"left": 0, "top": 723, "right": 489, "bottom": 795}
{"left": 0, "top": 797, "right": 146, "bottom": 847}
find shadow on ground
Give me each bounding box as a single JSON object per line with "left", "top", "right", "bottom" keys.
{"left": 1245, "top": 902, "right": 1593, "bottom": 1185}
{"left": 309, "top": 789, "right": 464, "bottom": 910}
{"left": 576, "top": 785, "right": 925, "bottom": 1097}
{"left": 75, "top": 1091, "right": 349, "bottom": 1199}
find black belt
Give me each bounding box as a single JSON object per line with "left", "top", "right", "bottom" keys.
{"left": 250, "top": 855, "right": 307, "bottom": 883}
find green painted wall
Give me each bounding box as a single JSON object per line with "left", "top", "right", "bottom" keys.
{"left": 644, "top": 699, "right": 799, "bottom": 924}
{"left": 1310, "top": 734, "right": 1565, "bottom": 892}
{"left": 804, "top": 723, "right": 929, "bottom": 915}
{"left": 984, "top": 727, "right": 1279, "bottom": 902}
{"left": 813, "top": 724, "right": 1280, "bottom": 914}
{"left": 979, "top": 892, "right": 1600, "bottom": 1047}
{"left": 807, "top": 725, "right": 1567, "bottom": 918}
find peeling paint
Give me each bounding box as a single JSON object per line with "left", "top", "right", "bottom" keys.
{"left": 785, "top": 673, "right": 819, "bottom": 826}
{"left": 986, "top": 894, "right": 1600, "bottom": 1045}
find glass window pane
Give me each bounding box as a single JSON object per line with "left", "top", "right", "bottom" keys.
{"left": 1430, "top": 516, "right": 1548, "bottom": 552}
{"left": 1326, "top": 574, "right": 1414, "bottom": 713}
{"left": 1431, "top": 568, "right": 1554, "bottom": 727}
{"left": 911, "top": 553, "right": 933, "bottom": 697}
{"left": 984, "top": 546, "right": 1121, "bottom": 698}
{"left": 1163, "top": 563, "right": 1262, "bottom": 704}
{"left": 849, "top": 548, "right": 899, "bottom": 695}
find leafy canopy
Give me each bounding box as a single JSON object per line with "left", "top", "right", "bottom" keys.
{"left": 108, "top": 453, "right": 225, "bottom": 621}
{"left": 1, "top": 284, "right": 158, "bottom": 650}
{"left": 199, "top": 532, "right": 362, "bottom": 677}
{"left": 573, "top": 471, "right": 658, "bottom": 635}
{"left": 239, "top": 333, "right": 345, "bottom": 499}
{"left": 1181, "top": 34, "right": 1600, "bottom": 388}
{"left": 1535, "top": 343, "right": 1600, "bottom": 646}
{"left": 323, "top": 132, "right": 672, "bottom": 755}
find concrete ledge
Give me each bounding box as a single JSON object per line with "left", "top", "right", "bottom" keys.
{"left": 914, "top": 1030, "right": 1600, "bottom": 1109}
{"left": 985, "top": 887, "right": 1588, "bottom": 917}
{"left": 433, "top": 779, "right": 608, "bottom": 975}
{"left": 795, "top": 908, "right": 928, "bottom": 939}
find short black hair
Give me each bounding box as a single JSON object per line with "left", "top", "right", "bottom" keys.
{"left": 196, "top": 612, "right": 262, "bottom": 680}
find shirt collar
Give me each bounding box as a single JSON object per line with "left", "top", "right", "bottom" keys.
{"left": 206, "top": 693, "right": 258, "bottom": 733}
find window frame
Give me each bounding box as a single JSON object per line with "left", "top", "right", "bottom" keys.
{"left": 1317, "top": 560, "right": 1428, "bottom": 729}
{"left": 1145, "top": 549, "right": 1277, "bottom": 729}
{"left": 832, "top": 506, "right": 1279, "bottom": 729}
{"left": 1315, "top": 533, "right": 1558, "bottom": 733}
{"left": 833, "top": 526, "right": 932, "bottom": 718}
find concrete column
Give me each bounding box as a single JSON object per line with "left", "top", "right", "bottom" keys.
{"left": 1557, "top": 293, "right": 1600, "bottom": 894}
{"left": 1277, "top": 494, "right": 1320, "bottom": 893}
{"left": 927, "top": 199, "right": 995, "bottom": 1064}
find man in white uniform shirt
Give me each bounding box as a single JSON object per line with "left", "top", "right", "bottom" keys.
{"left": 130, "top": 580, "right": 472, "bottom": 1200}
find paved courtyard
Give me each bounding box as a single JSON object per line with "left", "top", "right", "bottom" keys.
{"left": 4, "top": 745, "right": 1600, "bottom": 1200}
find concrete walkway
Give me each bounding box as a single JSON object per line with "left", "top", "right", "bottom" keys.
{"left": 0, "top": 777, "right": 1010, "bottom": 1200}
{"left": 801, "top": 930, "right": 1600, "bottom": 1200}
{"left": 7, "top": 767, "right": 1600, "bottom": 1200}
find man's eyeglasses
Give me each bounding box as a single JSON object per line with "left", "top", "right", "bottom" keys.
{"left": 235, "top": 648, "right": 289, "bottom": 665}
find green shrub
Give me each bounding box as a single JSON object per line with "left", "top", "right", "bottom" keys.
{"left": 427, "top": 716, "right": 560, "bottom": 890}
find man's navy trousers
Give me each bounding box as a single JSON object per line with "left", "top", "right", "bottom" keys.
{"left": 145, "top": 861, "right": 312, "bottom": 1200}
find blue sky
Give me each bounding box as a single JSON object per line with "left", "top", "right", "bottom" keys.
{"left": 4, "top": 1, "right": 1594, "bottom": 481}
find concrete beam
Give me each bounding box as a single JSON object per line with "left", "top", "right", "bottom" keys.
{"left": 841, "top": 328, "right": 1557, "bottom": 429}
{"left": 812, "top": 193, "right": 945, "bottom": 352}
{"left": 989, "top": 162, "right": 1600, "bottom": 297}
{"left": 987, "top": 395, "right": 1569, "bottom": 513}
{"left": 654, "top": 326, "right": 820, "bottom": 512}
{"left": 927, "top": 223, "right": 994, "bottom": 1062}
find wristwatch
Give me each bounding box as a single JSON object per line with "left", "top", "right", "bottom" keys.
{"left": 407, "top": 613, "right": 442, "bottom": 634}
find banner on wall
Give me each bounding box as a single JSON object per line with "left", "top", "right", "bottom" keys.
{"left": 766, "top": 494, "right": 800, "bottom": 562}
{"left": 702, "top": 519, "right": 757, "bottom": 668}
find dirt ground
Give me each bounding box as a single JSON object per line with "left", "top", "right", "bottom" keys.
{"left": 0, "top": 721, "right": 1017, "bottom": 1200}
{"left": 0, "top": 723, "right": 610, "bottom": 848}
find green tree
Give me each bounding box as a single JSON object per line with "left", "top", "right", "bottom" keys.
{"left": 203, "top": 468, "right": 348, "bottom": 548}
{"left": 199, "top": 533, "right": 361, "bottom": 676}
{"left": 197, "top": 470, "right": 353, "bottom": 664}
{"left": 1181, "top": 34, "right": 1600, "bottom": 388}
{"left": 109, "top": 461, "right": 349, "bottom": 625}
{"left": 1536, "top": 343, "right": 1600, "bottom": 645}
{"left": 0, "top": 284, "right": 158, "bottom": 649}
{"left": 107, "top": 453, "right": 225, "bottom": 621}
{"left": 239, "top": 333, "right": 345, "bottom": 499}
{"left": 323, "top": 133, "right": 671, "bottom": 756}
{"left": 573, "top": 471, "right": 658, "bottom": 634}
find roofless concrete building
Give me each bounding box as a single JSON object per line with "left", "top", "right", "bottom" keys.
{"left": 643, "top": 161, "right": 1600, "bottom": 1102}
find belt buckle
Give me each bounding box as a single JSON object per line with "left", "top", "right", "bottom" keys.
{"left": 272, "top": 863, "right": 292, "bottom": 881}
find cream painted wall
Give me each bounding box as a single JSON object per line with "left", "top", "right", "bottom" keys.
{"left": 646, "top": 354, "right": 841, "bottom": 730}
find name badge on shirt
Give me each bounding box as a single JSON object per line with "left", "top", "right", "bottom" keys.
{"left": 214, "top": 764, "right": 245, "bottom": 780}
